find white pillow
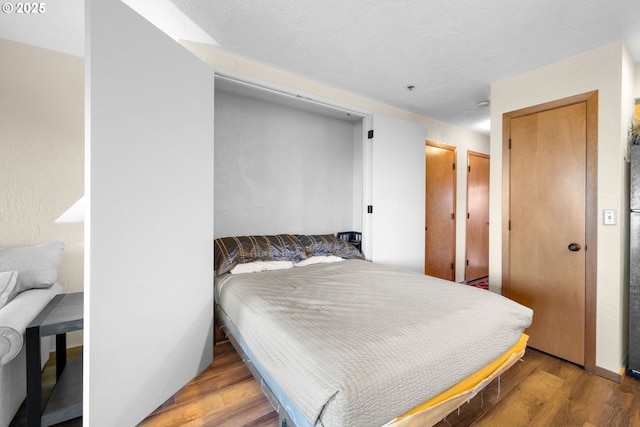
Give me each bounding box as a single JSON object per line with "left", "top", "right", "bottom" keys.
{"left": 294, "top": 255, "right": 344, "bottom": 267}
{"left": 0, "top": 271, "right": 18, "bottom": 309}
{"left": 0, "top": 242, "right": 64, "bottom": 297}
{"left": 230, "top": 260, "right": 294, "bottom": 274}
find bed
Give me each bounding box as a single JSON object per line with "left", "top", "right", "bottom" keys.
{"left": 214, "top": 234, "right": 533, "bottom": 427}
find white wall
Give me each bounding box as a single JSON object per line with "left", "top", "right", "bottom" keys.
{"left": 490, "top": 41, "right": 636, "bottom": 375}
{"left": 86, "top": 1, "right": 214, "bottom": 425}
{"left": 214, "top": 88, "right": 360, "bottom": 237}
{"left": 352, "top": 119, "right": 365, "bottom": 230}
{"left": 185, "top": 43, "right": 489, "bottom": 277}
{"left": 0, "top": 38, "right": 84, "bottom": 346}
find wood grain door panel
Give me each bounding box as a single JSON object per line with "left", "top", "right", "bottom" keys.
{"left": 466, "top": 152, "right": 490, "bottom": 281}
{"left": 509, "top": 102, "right": 586, "bottom": 365}
{"left": 425, "top": 143, "right": 456, "bottom": 280}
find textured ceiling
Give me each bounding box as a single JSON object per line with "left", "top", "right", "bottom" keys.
{"left": 2, "top": 0, "right": 639, "bottom": 134}
{"left": 169, "top": 0, "right": 640, "bottom": 133}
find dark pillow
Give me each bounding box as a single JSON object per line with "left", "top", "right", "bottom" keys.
{"left": 214, "top": 234, "right": 307, "bottom": 275}
{"left": 296, "top": 234, "right": 364, "bottom": 260}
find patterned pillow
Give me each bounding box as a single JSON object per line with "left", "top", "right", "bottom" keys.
{"left": 214, "top": 234, "right": 307, "bottom": 275}
{"left": 296, "top": 234, "right": 364, "bottom": 259}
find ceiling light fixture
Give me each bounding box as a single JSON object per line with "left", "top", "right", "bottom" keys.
{"left": 477, "top": 100, "right": 491, "bottom": 107}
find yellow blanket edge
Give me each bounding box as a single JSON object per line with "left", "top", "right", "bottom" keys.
{"left": 385, "top": 333, "right": 529, "bottom": 426}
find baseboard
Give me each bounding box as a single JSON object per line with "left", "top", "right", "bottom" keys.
{"left": 587, "top": 364, "right": 624, "bottom": 383}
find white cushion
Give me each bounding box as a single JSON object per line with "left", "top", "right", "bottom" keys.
{"left": 230, "top": 260, "right": 294, "bottom": 274}
{"left": 0, "top": 283, "right": 63, "bottom": 367}
{"left": 0, "top": 242, "right": 64, "bottom": 298}
{"left": 0, "top": 326, "right": 21, "bottom": 365}
{"left": 294, "top": 255, "right": 344, "bottom": 267}
{"left": 0, "top": 271, "right": 18, "bottom": 309}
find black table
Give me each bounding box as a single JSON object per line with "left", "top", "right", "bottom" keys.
{"left": 26, "top": 292, "right": 83, "bottom": 427}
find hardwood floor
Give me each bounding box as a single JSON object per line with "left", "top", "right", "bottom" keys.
{"left": 10, "top": 347, "right": 83, "bottom": 427}
{"left": 14, "top": 342, "right": 640, "bottom": 426}
{"left": 139, "top": 340, "right": 278, "bottom": 427}
{"left": 141, "top": 341, "right": 640, "bottom": 427}
{"left": 433, "top": 349, "right": 640, "bottom": 427}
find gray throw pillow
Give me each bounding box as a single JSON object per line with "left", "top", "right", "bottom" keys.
{"left": 0, "top": 271, "right": 18, "bottom": 309}
{"left": 0, "top": 242, "right": 64, "bottom": 298}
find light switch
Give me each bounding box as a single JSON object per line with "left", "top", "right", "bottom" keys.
{"left": 604, "top": 209, "right": 617, "bottom": 225}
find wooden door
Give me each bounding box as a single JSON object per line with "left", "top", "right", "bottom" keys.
{"left": 509, "top": 102, "right": 587, "bottom": 365}
{"left": 465, "top": 152, "right": 490, "bottom": 281}
{"left": 425, "top": 142, "right": 456, "bottom": 280}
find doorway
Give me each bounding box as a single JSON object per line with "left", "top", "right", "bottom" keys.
{"left": 425, "top": 141, "right": 456, "bottom": 280}
{"left": 502, "top": 92, "right": 597, "bottom": 370}
{"left": 465, "top": 151, "right": 490, "bottom": 281}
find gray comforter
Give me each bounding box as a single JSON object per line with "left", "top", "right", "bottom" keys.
{"left": 215, "top": 259, "right": 532, "bottom": 426}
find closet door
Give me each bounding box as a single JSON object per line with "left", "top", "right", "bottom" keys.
{"left": 506, "top": 100, "right": 588, "bottom": 366}
{"left": 465, "top": 151, "right": 490, "bottom": 281}
{"left": 367, "top": 115, "right": 426, "bottom": 273}
{"left": 425, "top": 142, "right": 456, "bottom": 280}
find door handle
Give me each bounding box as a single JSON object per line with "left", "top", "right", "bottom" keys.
{"left": 568, "top": 243, "right": 581, "bottom": 252}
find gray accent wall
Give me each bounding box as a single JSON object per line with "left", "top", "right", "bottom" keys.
{"left": 214, "top": 87, "right": 362, "bottom": 238}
